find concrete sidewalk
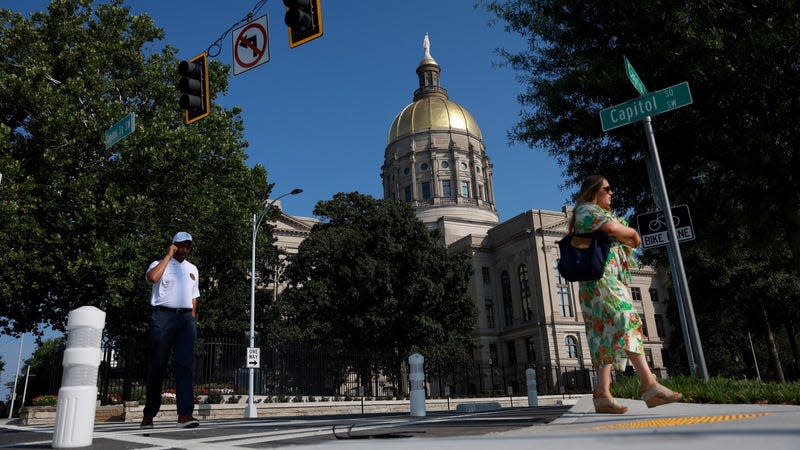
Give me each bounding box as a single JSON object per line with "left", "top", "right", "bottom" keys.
{"left": 290, "top": 395, "right": 800, "bottom": 450}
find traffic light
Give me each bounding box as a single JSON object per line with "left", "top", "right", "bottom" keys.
{"left": 178, "top": 52, "right": 210, "bottom": 125}
{"left": 284, "top": 0, "right": 323, "bottom": 48}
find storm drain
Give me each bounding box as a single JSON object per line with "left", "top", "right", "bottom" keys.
{"left": 596, "top": 412, "right": 769, "bottom": 430}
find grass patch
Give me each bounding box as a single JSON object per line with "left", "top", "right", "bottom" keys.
{"left": 611, "top": 375, "right": 800, "bottom": 405}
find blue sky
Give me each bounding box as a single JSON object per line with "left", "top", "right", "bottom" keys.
{"left": 1, "top": 0, "right": 572, "bottom": 401}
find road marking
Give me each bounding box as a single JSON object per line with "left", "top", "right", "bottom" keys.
{"left": 597, "top": 413, "right": 769, "bottom": 429}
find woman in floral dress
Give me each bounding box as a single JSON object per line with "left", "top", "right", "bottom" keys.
{"left": 571, "top": 175, "right": 682, "bottom": 413}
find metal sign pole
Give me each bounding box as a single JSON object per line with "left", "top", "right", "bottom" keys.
{"left": 665, "top": 245, "right": 696, "bottom": 376}
{"left": 644, "top": 152, "right": 696, "bottom": 375}
{"left": 642, "top": 116, "right": 708, "bottom": 380}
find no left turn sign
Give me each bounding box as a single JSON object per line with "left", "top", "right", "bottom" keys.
{"left": 232, "top": 14, "right": 270, "bottom": 75}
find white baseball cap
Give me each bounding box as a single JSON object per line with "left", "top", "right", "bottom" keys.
{"left": 172, "top": 231, "right": 193, "bottom": 243}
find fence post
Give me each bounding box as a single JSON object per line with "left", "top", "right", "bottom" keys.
{"left": 52, "top": 306, "right": 106, "bottom": 449}
{"left": 409, "top": 353, "right": 426, "bottom": 417}
{"left": 526, "top": 368, "right": 538, "bottom": 407}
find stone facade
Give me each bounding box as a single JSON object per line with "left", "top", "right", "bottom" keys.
{"left": 18, "top": 396, "right": 577, "bottom": 426}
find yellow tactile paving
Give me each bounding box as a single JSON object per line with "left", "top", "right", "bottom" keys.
{"left": 597, "top": 413, "right": 769, "bottom": 429}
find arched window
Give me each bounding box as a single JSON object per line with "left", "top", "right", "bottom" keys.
{"left": 565, "top": 336, "right": 579, "bottom": 358}
{"left": 501, "top": 271, "right": 514, "bottom": 326}
{"left": 518, "top": 264, "right": 532, "bottom": 322}
{"left": 553, "top": 260, "right": 573, "bottom": 317}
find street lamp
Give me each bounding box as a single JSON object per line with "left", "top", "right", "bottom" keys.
{"left": 245, "top": 187, "right": 302, "bottom": 418}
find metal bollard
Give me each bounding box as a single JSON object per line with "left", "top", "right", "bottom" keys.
{"left": 52, "top": 306, "right": 106, "bottom": 448}
{"left": 526, "top": 368, "right": 538, "bottom": 408}
{"left": 408, "top": 353, "right": 426, "bottom": 417}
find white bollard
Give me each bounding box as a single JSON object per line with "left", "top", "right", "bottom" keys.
{"left": 526, "top": 368, "right": 538, "bottom": 408}
{"left": 408, "top": 353, "right": 426, "bottom": 417}
{"left": 52, "top": 306, "right": 106, "bottom": 448}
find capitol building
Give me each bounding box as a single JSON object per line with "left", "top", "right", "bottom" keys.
{"left": 271, "top": 36, "right": 676, "bottom": 393}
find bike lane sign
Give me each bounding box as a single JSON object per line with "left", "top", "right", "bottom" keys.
{"left": 636, "top": 204, "right": 694, "bottom": 249}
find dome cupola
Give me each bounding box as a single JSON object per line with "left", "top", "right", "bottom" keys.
{"left": 381, "top": 34, "right": 498, "bottom": 230}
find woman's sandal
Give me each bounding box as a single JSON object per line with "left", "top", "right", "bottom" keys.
{"left": 593, "top": 396, "right": 628, "bottom": 414}
{"left": 641, "top": 381, "right": 683, "bottom": 408}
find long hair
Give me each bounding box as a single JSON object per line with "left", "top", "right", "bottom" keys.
{"left": 568, "top": 175, "right": 607, "bottom": 233}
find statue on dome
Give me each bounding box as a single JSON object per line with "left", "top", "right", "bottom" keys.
{"left": 423, "top": 33, "right": 431, "bottom": 58}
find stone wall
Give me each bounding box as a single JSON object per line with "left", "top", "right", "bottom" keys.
{"left": 19, "top": 394, "right": 578, "bottom": 426}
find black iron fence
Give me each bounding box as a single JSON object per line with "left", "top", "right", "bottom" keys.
{"left": 44, "top": 336, "right": 667, "bottom": 405}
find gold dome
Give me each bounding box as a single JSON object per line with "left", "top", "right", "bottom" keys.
{"left": 387, "top": 96, "right": 482, "bottom": 144}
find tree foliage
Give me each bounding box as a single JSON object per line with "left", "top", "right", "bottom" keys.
{"left": 271, "top": 193, "right": 477, "bottom": 378}
{"left": 486, "top": 0, "right": 800, "bottom": 378}
{"left": 10, "top": 337, "right": 64, "bottom": 406}
{"left": 0, "top": 0, "right": 272, "bottom": 340}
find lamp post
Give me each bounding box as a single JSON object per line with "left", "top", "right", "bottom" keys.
{"left": 245, "top": 188, "right": 302, "bottom": 418}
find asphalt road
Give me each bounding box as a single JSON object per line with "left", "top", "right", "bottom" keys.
{"left": 0, "top": 406, "right": 570, "bottom": 449}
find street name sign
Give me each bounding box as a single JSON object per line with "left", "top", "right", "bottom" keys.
{"left": 624, "top": 56, "right": 648, "bottom": 96}
{"left": 636, "top": 204, "right": 695, "bottom": 249}
{"left": 246, "top": 347, "right": 260, "bottom": 368}
{"left": 104, "top": 112, "right": 135, "bottom": 149}
{"left": 600, "top": 81, "right": 692, "bottom": 131}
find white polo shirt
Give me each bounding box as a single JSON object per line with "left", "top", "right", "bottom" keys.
{"left": 147, "top": 259, "right": 200, "bottom": 309}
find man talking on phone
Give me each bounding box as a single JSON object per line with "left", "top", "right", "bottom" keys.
{"left": 140, "top": 231, "right": 200, "bottom": 429}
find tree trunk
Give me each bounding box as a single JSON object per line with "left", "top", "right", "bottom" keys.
{"left": 761, "top": 301, "right": 786, "bottom": 383}
{"left": 787, "top": 322, "right": 800, "bottom": 381}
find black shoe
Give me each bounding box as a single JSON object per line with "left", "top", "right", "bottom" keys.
{"left": 140, "top": 417, "right": 154, "bottom": 429}
{"left": 177, "top": 415, "right": 199, "bottom": 428}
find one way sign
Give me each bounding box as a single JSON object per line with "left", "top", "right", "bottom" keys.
{"left": 246, "top": 347, "right": 260, "bottom": 368}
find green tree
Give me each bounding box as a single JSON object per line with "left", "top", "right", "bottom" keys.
{"left": 486, "top": 0, "right": 800, "bottom": 379}
{"left": 0, "top": 0, "right": 271, "bottom": 340}
{"left": 271, "top": 193, "right": 477, "bottom": 392}
{"left": 11, "top": 338, "right": 65, "bottom": 404}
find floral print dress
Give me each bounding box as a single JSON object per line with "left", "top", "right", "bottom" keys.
{"left": 574, "top": 202, "right": 644, "bottom": 371}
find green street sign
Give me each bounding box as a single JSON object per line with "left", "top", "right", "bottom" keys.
{"left": 600, "top": 81, "right": 692, "bottom": 132}
{"left": 104, "top": 112, "right": 136, "bottom": 149}
{"left": 624, "top": 56, "right": 648, "bottom": 96}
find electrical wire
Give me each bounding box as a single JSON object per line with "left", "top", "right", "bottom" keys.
{"left": 205, "top": 0, "right": 269, "bottom": 57}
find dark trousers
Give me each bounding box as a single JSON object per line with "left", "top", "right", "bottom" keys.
{"left": 143, "top": 307, "right": 196, "bottom": 418}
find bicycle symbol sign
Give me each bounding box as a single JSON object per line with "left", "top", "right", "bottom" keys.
{"left": 636, "top": 205, "right": 694, "bottom": 249}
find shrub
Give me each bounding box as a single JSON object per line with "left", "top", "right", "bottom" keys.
{"left": 291, "top": 395, "right": 303, "bottom": 403}
{"left": 307, "top": 396, "right": 317, "bottom": 402}
{"left": 102, "top": 392, "right": 122, "bottom": 404}
{"left": 206, "top": 391, "right": 223, "bottom": 404}
{"left": 32, "top": 395, "right": 58, "bottom": 406}
{"left": 226, "top": 395, "right": 241, "bottom": 404}
{"left": 161, "top": 392, "right": 176, "bottom": 404}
